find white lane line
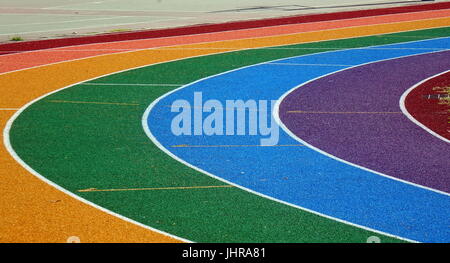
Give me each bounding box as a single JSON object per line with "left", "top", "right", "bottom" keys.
{"left": 0, "top": 47, "right": 448, "bottom": 53}
{"left": 399, "top": 69, "right": 450, "bottom": 144}
{"left": 4, "top": 39, "right": 429, "bottom": 244}
{"left": 78, "top": 184, "right": 234, "bottom": 192}
{"left": 80, "top": 83, "right": 183, "bottom": 86}
{"left": 1, "top": 13, "right": 449, "bottom": 244}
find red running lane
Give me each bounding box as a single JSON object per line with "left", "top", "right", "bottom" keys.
{"left": 405, "top": 71, "right": 450, "bottom": 140}
{"left": 1, "top": 1, "right": 450, "bottom": 55}
{"left": 3, "top": 9, "right": 450, "bottom": 74}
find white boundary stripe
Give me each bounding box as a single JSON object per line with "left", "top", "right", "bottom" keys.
{"left": 1, "top": 47, "right": 448, "bottom": 53}
{"left": 3, "top": 127, "right": 192, "bottom": 242}
{"left": 273, "top": 50, "right": 450, "bottom": 198}
{"left": 399, "top": 69, "right": 450, "bottom": 144}
{"left": 80, "top": 83, "right": 183, "bottom": 86}
{"left": 0, "top": 17, "right": 193, "bottom": 36}
{"left": 138, "top": 41, "right": 450, "bottom": 243}
{"left": 4, "top": 32, "right": 449, "bottom": 244}
{"left": 1, "top": 21, "right": 450, "bottom": 80}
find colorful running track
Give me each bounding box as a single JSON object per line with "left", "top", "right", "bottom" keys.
{"left": 1, "top": 2, "right": 449, "bottom": 243}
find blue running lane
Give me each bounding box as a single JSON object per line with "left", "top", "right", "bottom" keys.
{"left": 146, "top": 37, "right": 450, "bottom": 242}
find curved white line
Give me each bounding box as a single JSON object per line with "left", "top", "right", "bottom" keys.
{"left": 5, "top": 34, "right": 445, "bottom": 243}
{"left": 273, "top": 50, "right": 450, "bottom": 197}
{"left": 139, "top": 45, "right": 450, "bottom": 243}
{"left": 3, "top": 114, "right": 192, "bottom": 243}
{"left": 399, "top": 69, "right": 450, "bottom": 144}
{"left": 142, "top": 92, "right": 417, "bottom": 244}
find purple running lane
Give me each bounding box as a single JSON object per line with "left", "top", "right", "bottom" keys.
{"left": 279, "top": 50, "right": 450, "bottom": 194}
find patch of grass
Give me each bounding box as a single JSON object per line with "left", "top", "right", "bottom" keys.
{"left": 10, "top": 36, "right": 23, "bottom": 41}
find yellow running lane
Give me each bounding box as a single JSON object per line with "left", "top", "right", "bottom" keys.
{"left": 1, "top": 16, "right": 449, "bottom": 242}
{"left": 0, "top": 111, "right": 182, "bottom": 243}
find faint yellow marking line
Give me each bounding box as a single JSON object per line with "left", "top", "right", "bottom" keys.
{"left": 80, "top": 83, "right": 183, "bottom": 87}
{"left": 78, "top": 185, "right": 234, "bottom": 192}
{"left": 287, "top": 110, "right": 403, "bottom": 114}
{"left": 171, "top": 144, "right": 304, "bottom": 148}
{"left": 0, "top": 108, "right": 19, "bottom": 111}
{"left": 47, "top": 100, "right": 139, "bottom": 106}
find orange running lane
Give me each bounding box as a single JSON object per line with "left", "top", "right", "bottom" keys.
{"left": 1, "top": 13, "right": 450, "bottom": 243}
{"left": 0, "top": 110, "right": 181, "bottom": 243}
{"left": 1, "top": 8, "right": 450, "bottom": 74}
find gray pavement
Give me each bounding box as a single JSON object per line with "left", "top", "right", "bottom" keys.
{"left": 0, "top": 0, "right": 444, "bottom": 42}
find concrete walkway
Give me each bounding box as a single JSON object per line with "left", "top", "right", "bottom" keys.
{"left": 0, "top": 0, "right": 443, "bottom": 41}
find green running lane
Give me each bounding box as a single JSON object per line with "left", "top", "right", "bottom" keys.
{"left": 9, "top": 27, "right": 450, "bottom": 242}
